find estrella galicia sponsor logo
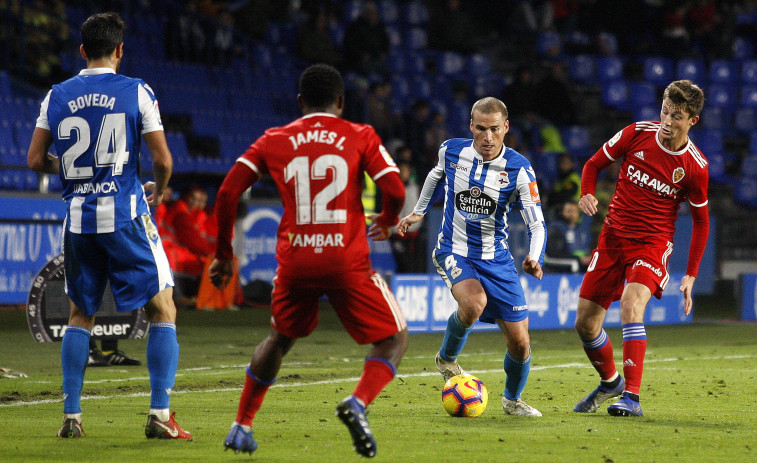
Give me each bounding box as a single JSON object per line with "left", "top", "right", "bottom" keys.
{"left": 633, "top": 258, "right": 663, "bottom": 277}
{"left": 455, "top": 187, "right": 496, "bottom": 220}
{"left": 450, "top": 162, "right": 468, "bottom": 172}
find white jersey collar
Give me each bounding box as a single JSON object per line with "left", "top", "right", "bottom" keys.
{"left": 79, "top": 68, "right": 116, "bottom": 76}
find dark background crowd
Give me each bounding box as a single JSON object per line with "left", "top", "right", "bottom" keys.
{"left": 2, "top": 0, "right": 757, "bottom": 276}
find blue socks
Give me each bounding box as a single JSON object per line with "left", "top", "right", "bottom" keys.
{"left": 61, "top": 326, "right": 90, "bottom": 414}
{"left": 504, "top": 349, "right": 531, "bottom": 401}
{"left": 439, "top": 311, "right": 473, "bottom": 362}
{"left": 147, "top": 322, "right": 179, "bottom": 410}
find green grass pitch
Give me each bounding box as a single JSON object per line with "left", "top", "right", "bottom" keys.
{"left": 1, "top": 305, "right": 755, "bottom": 462}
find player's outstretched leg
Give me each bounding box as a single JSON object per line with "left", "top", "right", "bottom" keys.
{"left": 607, "top": 391, "right": 643, "bottom": 417}
{"left": 336, "top": 395, "right": 376, "bottom": 458}
{"left": 144, "top": 412, "right": 193, "bottom": 439}
{"left": 57, "top": 417, "right": 85, "bottom": 438}
{"left": 574, "top": 375, "right": 626, "bottom": 413}
{"left": 224, "top": 423, "right": 257, "bottom": 454}
{"left": 502, "top": 397, "right": 542, "bottom": 417}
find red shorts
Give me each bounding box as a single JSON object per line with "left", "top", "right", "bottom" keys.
{"left": 270, "top": 270, "right": 407, "bottom": 344}
{"left": 579, "top": 229, "right": 673, "bottom": 309}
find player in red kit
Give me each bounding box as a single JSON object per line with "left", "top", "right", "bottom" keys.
{"left": 573, "top": 80, "right": 709, "bottom": 417}
{"left": 209, "top": 64, "right": 407, "bottom": 457}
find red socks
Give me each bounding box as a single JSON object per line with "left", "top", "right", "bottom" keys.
{"left": 622, "top": 339, "right": 647, "bottom": 395}
{"left": 352, "top": 358, "right": 396, "bottom": 407}
{"left": 235, "top": 368, "right": 275, "bottom": 427}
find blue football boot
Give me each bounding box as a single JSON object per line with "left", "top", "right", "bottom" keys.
{"left": 574, "top": 377, "right": 626, "bottom": 413}
{"left": 336, "top": 396, "right": 377, "bottom": 458}
{"left": 607, "top": 391, "right": 643, "bottom": 416}
{"left": 224, "top": 424, "right": 257, "bottom": 454}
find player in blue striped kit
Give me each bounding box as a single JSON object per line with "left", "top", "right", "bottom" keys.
{"left": 397, "top": 97, "right": 546, "bottom": 416}
{"left": 27, "top": 12, "right": 191, "bottom": 439}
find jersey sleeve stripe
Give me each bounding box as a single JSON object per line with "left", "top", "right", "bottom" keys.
{"left": 688, "top": 146, "right": 708, "bottom": 168}
{"left": 372, "top": 166, "right": 400, "bottom": 181}
{"left": 689, "top": 199, "right": 708, "bottom": 207}
{"left": 236, "top": 157, "right": 260, "bottom": 175}
{"left": 602, "top": 145, "right": 617, "bottom": 161}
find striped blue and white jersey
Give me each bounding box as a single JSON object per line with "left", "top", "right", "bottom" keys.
{"left": 36, "top": 68, "right": 163, "bottom": 234}
{"left": 414, "top": 138, "right": 546, "bottom": 262}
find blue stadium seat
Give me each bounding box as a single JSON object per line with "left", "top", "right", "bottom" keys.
{"left": 735, "top": 107, "right": 756, "bottom": 134}
{"left": 740, "top": 85, "right": 757, "bottom": 108}
{"left": 378, "top": 0, "right": 399, "bottom": 24}
{"left": 634, "top": 105, "right": 659, "bottom": 122}
{"left": 342, "top": 0, "right": 363, "bottom": 22}
{"left": 562, "top": 125, "right": 591, "bottom": 157}
{"left": 700, "top": 106, "right": 730, "bottom": 133}
{"left": 0, "top": 70, "right": 10, "bottom": 96}
{"left": 643, "top": 57, "right": 674, "bottom": 86}
{"left": 750, "top": 131, "right": 757, "bottom": 154}
{"left": 536, "top": 31, "right": 562, "bottom": 58}
{"left": 742, "top": 60, "right": 757, "bottom": 84}
{"left": 12, "top": 120, "right": 34, "bottom": 153}
{"left": 403, "top": 0, "right": 429, "bottom": 26}
{"left": 706, "top": 85, "right": 738, "bottom": 109}
{"left": 385, "top": 24, "right": 402, "bottom": 50}
{"left": 439, "top": 51, "right": 465, "bottom": 76}
{"left": 732, "top": 36, "right": 754, "bottom": 60}
{"left": 410, "top": 75, "right": 432, "bottom": 100}
{"left": 677, "top": 57, "right": 708, "bottom": 82}
{"left": 568, "top": 54, "right": 596, "bottom": 85}
{"left": 47, "top": 173, "right": 62, "bottom": 192}
{"left": 734, "top": 177, "right": 757, "bottom": 209}
{"left": 709, "top": 60, "right": 739, "bottom": 84}
{"left": 0, "top": 119, "right": 13, "bottom": 151}
{"left": 467, "top": 53, "right": 492, "bottom": 78}
{"left": 596, "top": 57, "right": 624, "bottom": 82}
{"left": 601, "top": 80, "right": 629, "bottom": 109}
{"left": 630, "top": 82, "right": 657, "bottom": 108}
{"left": 692, "top": 129, "right": 724, "bottom": 154}
{"left": 404, "top": 27, "right": 428, "bottom": 50}
{"left": 706, "top": 152, "right": 729, "bottom": 184}
{"left": 741, "top": 156, "right": 757, "bottom": 179}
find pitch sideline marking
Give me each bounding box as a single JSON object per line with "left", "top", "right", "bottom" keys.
{"left": 2, "top": 353, "right": 755, "bottom": 408}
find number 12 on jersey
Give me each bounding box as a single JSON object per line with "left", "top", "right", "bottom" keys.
{"left": 285, "top": 154, "right": 348, "bottom": 225}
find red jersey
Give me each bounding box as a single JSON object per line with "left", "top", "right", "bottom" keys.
{"left": 218, "top": 112, "right": 403, "bottom": 281}
{"left": 584, "top": 121, "right": 709, "bottom": 242}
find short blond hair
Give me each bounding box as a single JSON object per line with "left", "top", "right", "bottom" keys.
{"left": 471, "top": 97, "right": 508, "bottom": 120}
{"left": 663, "top": 80, "right": 704, "bottom": 118}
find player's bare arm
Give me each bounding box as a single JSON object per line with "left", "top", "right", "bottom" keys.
{"left": 522, "top": 255, "right": 543, "bottom": 280}
{"left": 578, "top": 194, "right": 599, "bottom": 216}
{"left": 143, "top": 130, "right": 173, "bottom": 206}
{"left": 367, "top": 214, "right": 392, "bottom": 241}
{"left": 396, "top": 212, "right": 424, "bottom": 237}
{"left": 680, "top": 275, "right": 696, "bottom": 316}
{"left": 27, "top": 127, "right": 59, "bottom": 175}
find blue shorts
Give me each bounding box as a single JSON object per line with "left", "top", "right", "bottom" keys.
{"left": 432, "top": 249, "right": 528, "bottom": 323}
{"left": 63, "top": 214, "right": 174, "bottom": 316}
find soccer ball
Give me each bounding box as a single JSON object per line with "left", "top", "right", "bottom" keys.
{"left": 441, "top": 374, "right": 488, "bottom": 417}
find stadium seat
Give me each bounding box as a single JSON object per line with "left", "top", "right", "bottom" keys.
{"left": 403, "top": 0, "right": 429, "bottom": 26}
{"left": 740, "top": 85, "right": 757, "bottom": 108}
{"left": 692, "top": 129, "right": 724, "bottom": 154}
{"left": 467, "top": 53, "right": 492, "bottom": 78}
{"left": 0, "top": 119, "right": 12, "bottom": 151}
{"left": 404, "top": 27, "right": 428, "bottom": 51}
{"left": 601, "top": 80, "right": 629, "bottom": 110}
{"left": 342, "top": 0, "right": 363, "bottom": 22}
{"left": 734, "top": 177, "right": 757, "bottom": 209}
{"left": 732, "top": 36, "right": 754, "bottom": 60}
{"left": 0, "top": 70, "right": 10, "bottom": 96}
{"left": 596, "top": 57, "right": 624, "bottom": 82}
{"left": 630, "top": 82, "right": 657, "bottom": 108}
{"left": 643, "top": 57, "right": 674, "bottom": 86}
{"left": 741, "top": 156, "right": 757, "bottom": 179}
{"left": 676, "top": 58, "right": 707, "bottom": 83}
{"left": 700, "top": 106, "right": 732, "bottom": 133}
{"left": 750, "top": 131, "right": 757, "bottom": 154}
{"left": 634, "top": 105, "right": 659, "bottom": 122}
{"left": 568, "top": 54, "right": 597, "bottom": 85}
{"left": 706, "top": 85, "right": 737, "bottom": 109}
{"left": 562, "top": 126, "right": 591, "bottom": 157}
{"left": 709, "top": 60, "right": 739, "bottom": 84}
{"left": 742, "top": 60, "right": 757, "bottom": 84}
{"left": 378, "top": 0, "right": 399, "bottom": 24}
{"left": 536, "top": 31, "right": 562, "bottom": 58}
{"left": 706, "top": 152, "right": 729, "bottom": 184}
{"left": 385, "top": 24, "right": 402, "bottom": 51}
{"left": 735, "top": 107, "right": 757, "bottom": 134}
{"left": 439, "top": 52, "right": 465, "bottom": 76}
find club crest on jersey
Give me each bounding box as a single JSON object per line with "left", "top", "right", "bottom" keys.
{"left": 497, "top": 172, "right": 509, "bottom": 186}
{"left": 455, "top": 187, "right": 496, "bottom": 220}
{"left": 672, "top": 167, "right": 685, "bottom": 183}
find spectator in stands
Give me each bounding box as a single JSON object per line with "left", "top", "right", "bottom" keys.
{"left": 402, "top": 98, "right": 432, "bottom": 177}
{"left": 212, "top": 8, "right": 236, "bottom": 66}
{"left": 341, "top": 1, "right": 390, "bottom": 75}
{"left": 548, "top": 153, "right": 582, "bottom": 212}
{"left": 534, "top": 61, "right": 576, "bottom": 127}
{"left": 390, "top": 143, "right": 424, "bottom": 273}
{"left": 364, "top": 80, "right": 395, "bottom": 140}
{"left": 427, "top": 0, "right": 478, "bottom": 54}
{"left": 296, "top": 9, "right": 341, "bottom": 66}
{"left": 545, "top": 200, "right": 592, "bottom": 273}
